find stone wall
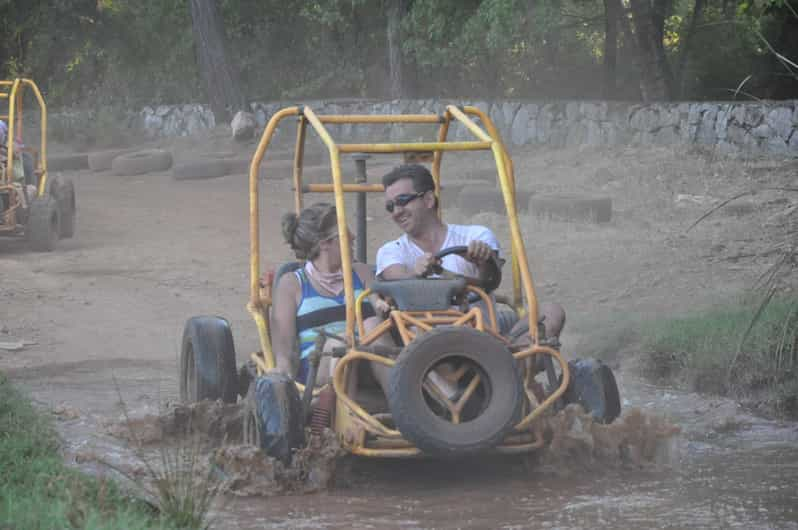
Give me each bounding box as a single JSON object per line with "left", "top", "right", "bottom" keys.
{"left": 133, "top": 99, "right": 798, "bottom": 157}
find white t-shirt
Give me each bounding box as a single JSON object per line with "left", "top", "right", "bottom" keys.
{"left": 376, "top": 224, "right": 501, "bottom": 278}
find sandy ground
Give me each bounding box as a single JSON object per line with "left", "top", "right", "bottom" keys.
{"left": 1, "top": 128, "right": 797, "bottom": 527}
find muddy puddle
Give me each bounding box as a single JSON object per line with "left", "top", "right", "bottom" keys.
{"left": 49, "top": 370, "right": 798, "bottom": 529}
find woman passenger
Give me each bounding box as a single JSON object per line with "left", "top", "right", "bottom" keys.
{"left": 270, "top": 202, "right": 384, "bottom": 387}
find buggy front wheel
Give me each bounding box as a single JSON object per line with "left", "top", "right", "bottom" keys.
{"left": 179, "top": 316, "right": 238, "bottom": 403}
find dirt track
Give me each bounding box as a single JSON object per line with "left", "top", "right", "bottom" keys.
{"left": 2, "top": 135, "right": 797, "bottom": 528}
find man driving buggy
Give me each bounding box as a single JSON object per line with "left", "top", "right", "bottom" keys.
{"left": 376, "top": 163, "right": 566, "bottom": 343}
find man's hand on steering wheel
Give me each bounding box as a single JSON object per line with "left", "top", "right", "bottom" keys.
{"left": 433, "top": 245, "right": 503, "bottom": 294}
{"left": 465, "top": 240, "right": 493, "bottom": 264}
{"left": 413, "top": 252, "right": 442, "bottom": 277}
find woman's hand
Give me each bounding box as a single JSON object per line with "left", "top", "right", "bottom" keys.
{"left": 374, "top": 297, "right": 392, "bottom": 317}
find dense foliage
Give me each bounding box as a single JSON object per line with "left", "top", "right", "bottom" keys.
{"left": 0, "top": 0, "right": 795, "bottom": 109}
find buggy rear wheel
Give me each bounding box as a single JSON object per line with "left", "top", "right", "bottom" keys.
{"left": 179, "top": 316, "right": 238, "bottom": 403}
{"left": 58, "top": 180, "right": 76, "bottom": 238}
{"left": 564, "top": 358, "right": 621, "bottom": 423}
{"left": 26, "top": 195, "right": 60, "bottom": 251}
{"left": 387, "top": 326, "right": 523, "bottom": 455}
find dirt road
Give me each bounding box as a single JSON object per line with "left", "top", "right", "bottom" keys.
{"left": 2, "top": 140, "right": 796, "bottom": 528}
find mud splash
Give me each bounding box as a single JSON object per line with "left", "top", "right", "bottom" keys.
{"left": 211, "top": 429, "right": 344, "bottom": 497}
{"left": 105, "top": 400, "right": 343, "bottom": 497}
{"left": 537, "top": 405, "right": 682, "bottom": 474}
{"left": 105, "top": 399, "right": 245, "bottom": 445}
{"left": 106, "top": 399, "right": 681, "bottom": 497}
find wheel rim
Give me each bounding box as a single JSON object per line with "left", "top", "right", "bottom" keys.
{"left": 421, "top": 355, "right": 492, "bottom": 425}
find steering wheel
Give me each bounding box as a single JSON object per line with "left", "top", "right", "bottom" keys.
{"left": 427, "top": 245, "right": 503, "bottom": 294}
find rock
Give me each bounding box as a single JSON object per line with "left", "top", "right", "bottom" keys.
{"left": 185, "top": 112, "right": 206, "bottom": 136}
{"left": 582, "top": 101, "right": 607, "bottom": 121}
{"left": 52, "top": 404, "right": 81, "bottom": 420}
{"left": 789, "top": 130, "right": 798, "bottom": 152}
{"left": 502, "top": 101, "right": 520, "bottom": 128}
{"left": 629, "top": 107, "right": 659, "bottom": 132}
{"left": 767, "top": 107, "right": 794, "bottom": 140}
{"left": 715, "top": 105, "right": 731, "bottom": 139}
{"left": 696, "top": 106, "right": 718, "bottom": 144}
{"left": 751, "top": 123, "right": 773, "bottom": 139}
{"left": 661, "top": 105, "right": 680, "bottom": 128}
{"left": 143, "top": 113, "right": 163, "bottom": 135}
{"left": 654, "top": 126, "right": 679, "bottom": 146}
{"left": 565, "top": 122, "right": 586, "bottom": 147}
{"left": 254, "top": 108, "right": 267, "bottom": 129}
{"left": 536, "top": 106, "right": 554, "bottom": 142}
{"left": 766, "top": 136, "right": 790, "bottom": 156}
{"left": 584, "top": 120, "right": 603, "bottom": 146}
{"left": 565, "top": 101, "right": 580, "bottom": 121}
{"left": 687, "top": 103, "right": 702, "bottom": 125}
{"left": 510, "top": 106, "right": 529, "bottom": 146}
{"left": 231, "top": 111, "right": 256, "bottom": 141}
{"left": 743, "top": 105, "right": 765, "bottom": 128}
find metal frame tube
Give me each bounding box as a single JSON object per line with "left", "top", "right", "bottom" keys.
{"left": 319, "top": 114, "right": 443, "bottom": 124}
{"left": 302, "top": 106, "right": 357, "bottom": 344}
{"left": 339, "top": 141, "right": 491, "bottom": 153}
{"left": 248, "top": 106, "right": 300, "bottom": 369}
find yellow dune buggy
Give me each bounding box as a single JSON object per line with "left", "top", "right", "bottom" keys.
{"left": 178, "top": 104, "right": 620, "bottom": 463}
{"left": 0, "top": 78, "right": 76, "bottom": 251}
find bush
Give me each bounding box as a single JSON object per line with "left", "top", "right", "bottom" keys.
{"left": 0, "top": 372, "right": 166, "bottom": 529}
{"left": 639, "top": 296, "right": 798, "bottom": 416}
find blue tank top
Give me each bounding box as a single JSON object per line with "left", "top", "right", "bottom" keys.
{"left": 295, "top": 268, "right": 375, "bottom": 358}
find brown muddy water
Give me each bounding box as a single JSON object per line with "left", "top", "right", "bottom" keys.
{"left": 39, "top": 370, "right": 798, "bottom": 529}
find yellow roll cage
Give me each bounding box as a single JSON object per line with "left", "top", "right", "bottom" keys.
{"left": 0, "top": 78, "right": 48, "bottom": 231}
{"left": 245, "top": 104, "right": 570, "bottom": 456}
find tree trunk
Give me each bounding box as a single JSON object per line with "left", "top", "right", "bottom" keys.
{"left": 603, "top": 0, "right": 619, "bottom": 98}
{"left": 674, "top": 0, "right": 705, "bottom": 98}
{"left": 628, "top": 0, "right": 675, "bottom": 101}
{"left": 189, "top": 0, "right": 245, "bottom": 122}
{"left": 386, "top": 0, "right": 408, "bottom": 98}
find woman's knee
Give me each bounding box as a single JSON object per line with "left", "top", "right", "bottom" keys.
{"left": 540, "top": 302, "right": 566, "bottom": 337}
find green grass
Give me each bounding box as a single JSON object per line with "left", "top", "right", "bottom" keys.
{"left": 639, "top": 296, "right": 798, "bottom": 415}
{"left": 0, "top": 372, "right": 171, "bottom": 530}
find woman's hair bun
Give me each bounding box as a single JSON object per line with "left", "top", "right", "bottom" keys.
{"left": 281, "top": 212, "right": 299, "bottom": 248}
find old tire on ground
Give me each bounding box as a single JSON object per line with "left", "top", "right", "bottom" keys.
{"left": 243, "top": 373, "right": 305, "bottom": 465}
{"left": 87, "top": 149, "right": 135, "bottom": 171}
{"left": 456, "top": 185, "right": 535, "bottom": 214}
{"left": 48, "top": 153, "right": 89, "bottom": 171}
{"left": 179, "top": 316, "right": 238, "bottom": 404}
{"left": 439, "top": 179, "right": 491, "bottom": 206}
{"left": 54, "top": 180, "right": 76, "bottom": 238}
{"left": 528, "top": 194, "right": 612, "bottom": 223}
{"left": 111, "top": 149, "right": 173, "bottom": 176}
{"left": 563, "top": 358, "right": 621, "bottom": 423}
{"left": 388, "top": 326, "right": 523, "bottom": 455}
{"left": 172, "top": 159, "right": 229, "bottom": 181}
{"left": 26, "top": 195, "right": 60, "bottom": 251}
{"left": 457, "top": 185, "right": 505, "bottom": 214}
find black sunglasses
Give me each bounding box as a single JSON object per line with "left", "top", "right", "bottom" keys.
{"left": 385, "top": 191, "right": 428, "bottom": 213}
